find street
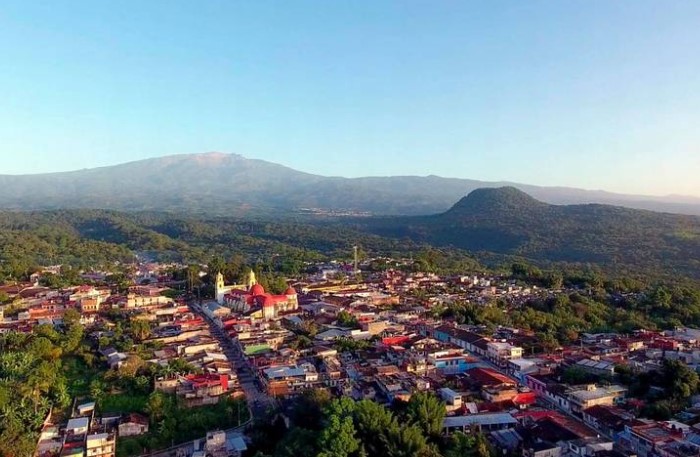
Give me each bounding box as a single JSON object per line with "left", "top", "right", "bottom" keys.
{"left": 189, "top": 300, "right": 277, "bottom": 418}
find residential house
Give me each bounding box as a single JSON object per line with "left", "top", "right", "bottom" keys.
{"left": 118, "top": 413, "right": 149, "bottom": 437}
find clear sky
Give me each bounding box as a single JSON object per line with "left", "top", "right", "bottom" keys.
{"left": 1, "top": 1, "right": 699, "bottom": 197}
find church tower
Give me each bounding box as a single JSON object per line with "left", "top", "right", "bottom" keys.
{"left": 215, "top": 272, "right": 225, "bottom": 303}
{"left": 246, "top": 269, "right": 257, "bottom": 290}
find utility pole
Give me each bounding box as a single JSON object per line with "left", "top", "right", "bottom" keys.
{"left": 353, "top": 245, "right": 359, "bottom": 274}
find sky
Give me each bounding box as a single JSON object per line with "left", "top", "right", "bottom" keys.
{"left": 1, "top": 1, "right": 700, "bottom": 197}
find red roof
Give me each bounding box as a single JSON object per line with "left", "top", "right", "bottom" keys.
{"left": 466, "top": 367, "right": 515, "bottom": 386}
{"left": 251, "top": 284, "right": 265, "bottom": 296}
{"left": 285, "top": 286, "right": 297, "bottom": 295}
{"left": 513, "top": 391, "right": 537, "bottom": 406}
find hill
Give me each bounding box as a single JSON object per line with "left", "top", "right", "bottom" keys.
{"left": 354, "top": 187, "right": 700, "bottom": 278}
{"left": 2, "top": 194, "right": 700, "bottom": 281}
{"left": 1, "top": 152, "right": 700, "bottom": 216}
{"left": 0, "top": 209, "right": 449, "bottom": 280}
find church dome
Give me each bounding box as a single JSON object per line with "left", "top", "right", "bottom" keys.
{"left": 250, "top": 284, "right": 265, "bottom": 296}
{"left": 285, "top": 286, "right": 297, "bottom": 296}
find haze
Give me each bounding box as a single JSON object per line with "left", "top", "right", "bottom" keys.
{"left": 1, "top": 1, "right": 699, "bottom": 197}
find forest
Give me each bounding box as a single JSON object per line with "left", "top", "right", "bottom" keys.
{"left": 248, "top": 389, "right": 492, "bottom": 457}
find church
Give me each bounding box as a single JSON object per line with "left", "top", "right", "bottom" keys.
{"left": 215, "top": 270, "right": 298, "bottom": 320}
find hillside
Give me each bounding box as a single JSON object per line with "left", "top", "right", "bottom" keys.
{"left": 0, "top": 209, "right": 442, "bottom": 280}
{"left": 2, "top": 193, "right": 700, "bottom": 281}
{"left": 355, "top": 187, "right": 700, "bottom": 278}
{"left": 2, "top": 152, "right": 700, "bottom": 216}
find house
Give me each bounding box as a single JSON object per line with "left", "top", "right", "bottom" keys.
{"left": 100, "top": 347, "right": 127, "bottom": 369}
{"left": 431, "top": 325, "right": 489, "bottom": 354}
{"left": 619, "top": 422, "right": 683, "bottom": 457}
{"left": 118, "top": 413, "right": 149, "bottom": 437}
{"left": 261, "top": 363, "right": 320, "bottom": 396}
{"left": 65, "top": 417, "right": 90, "bottom": 438}
{"left": 490, "top": 429, "right": 523, "bottom": 455}
{"left": 85, "top": 433, "right": 116, "bottom": 457}
{"left": 177, "top": 374, "right": 231, "bottom": 407}
{"left": 575, "top": 359, "right": 616, "bottom": 377}
{"left": 428, "top": 350, "right": 480, "bottom": 374}
{"left": 526, "top": 375, "right": 626, "bottom": 415}
{"left": 443, "top": 413, "right": 518, "bottom": 434}
{"left": 508, "top": 358, "right": 549, "bottom": 383}
{"left": 487, "top": 341, "right": 523, "bottom": 367}
{"left": 582, "top": 405, "right": 634, "bottom": 439}
{"left": 567, "top": 384, "right": 627, "bottom": 414}
{"left": 439, "top": 388, "right": 463, "bottom": 412}
{"left": 524, "top": 441, "right": 561, "bottom": 457}
{"left": 567, "top": 437, "right": 614, "bottom": 457}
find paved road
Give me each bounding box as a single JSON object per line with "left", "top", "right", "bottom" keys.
{"left": 189, "top": 301, "right": 277, "bottom": 418}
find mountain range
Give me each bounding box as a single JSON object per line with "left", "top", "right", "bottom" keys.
{"left": 2, "top": 152, "right": 700, "bottom": 216}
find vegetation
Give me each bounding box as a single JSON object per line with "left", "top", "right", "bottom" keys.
{"left": 250, "top": 390, "right": 490, "bottom": 457}
{"left": 356, "top": 186, "right": 700, "bottom": 280}
{"left": 437, "top": 262, "right": 700, "bottom": 350}
{"left": 116, "top": 393, "right": 248, "bottom": 457}
{"left": 616, "top": 360, "right": 700, "bottom": 420}
{"left": 0, "top": 324, "right": 83, "bottom": 456}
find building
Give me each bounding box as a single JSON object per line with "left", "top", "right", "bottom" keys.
{"left": 439, "top": 387, "right": 463, "bottom": 412}
{"left": 118, "top": 413, "right": 149, "bottom": 437}
{"left": 443, "top": 413, "right": 518, "bottom": 434}
{"left": 177, "top": 373, "right": 231, "bottom": 407}
{"left": 217, "top": 270, "right": 298, "bottom": 320}
{"left": 125, "top": 294, "right": 173, "bottom": 309}
{"left": 619, "top": 422, "right": 683, "bottom": 457}
{"left": 487, "top": 341, "right": 523, "bottom": 367}
{"left": 567, "top": 384, "right": 627, "bottom": 414}
{"left": 428, "top": 350, "right": 480, "bottom": 374}
{"left": 85, "top": 433, "right": 116, "bottom": 457}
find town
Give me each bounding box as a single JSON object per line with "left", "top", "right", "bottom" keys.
{"left": 2, "top": 255, "right": 700, "bottom": 457}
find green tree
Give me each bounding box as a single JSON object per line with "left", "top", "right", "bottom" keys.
{"left": 317, "top": 414, "right": 359, "bottom": 457}
{"left": 130, "top": 319, "right": 151, "bottom": 342}
{"left": 445, "top": 431, "right": 492, "bottom": 457}
{"left": 275, "top": 427, "right": 319, "bottom": 457}
{"left": 382, "top": 423, "right": 428, "bottom": 457}
{"left": 404, "top": 392, "right": 445, "bottom": 439}
{"left": 290, "top": 389, "right": 332, "bottom": 429}
{"left": 662, "top": 359, "right": 699, "bottom": 402}
{"left": 336, "top": 311, "right": 359, "bottom": 329}
{"left": 145, "top": 391, "right": 167, "bottom": 422}
{"left": 90, "top": 378, "right": 106, "bottom": 405}
{"left": 353, "top": 400, "right": 397, "bottom": 456}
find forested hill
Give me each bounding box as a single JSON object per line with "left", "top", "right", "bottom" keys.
{"left": 2, "top": 187, "right": 700, "bottom": 282}
{"left": 0, "top": 209, "right": 472, "bottom": 281}
{"left": 353, "top": 187, "right": 700, "bottom": 279}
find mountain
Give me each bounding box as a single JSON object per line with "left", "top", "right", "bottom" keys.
{"left": 354, "top": 187, "right": 700, "bottom": 278}
{"left": 2, "top": 188, "right": 700, "bottom": 280}
{"left": 2, "top": 152, "right": 700, "bottom": 216}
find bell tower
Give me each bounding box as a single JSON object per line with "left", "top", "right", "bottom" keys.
{"left": 246, "top": 269, "right": 257, "bottom": 290}
{"left": 215, "top": 272, "right": 225, "bottom": 303}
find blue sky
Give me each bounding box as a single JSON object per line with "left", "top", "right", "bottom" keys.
{"left": 1, "top": 1, "right": 699, "bottom": 196}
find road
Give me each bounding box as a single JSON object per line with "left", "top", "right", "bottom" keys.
{"left": 189, "top": 300, "right": 277, "bottom": 418}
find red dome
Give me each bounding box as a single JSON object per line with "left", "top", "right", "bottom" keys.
{"left": 250, "top": 284, "right": 265, "bottom": 296}
{"left": 285, "top": 286, "right": 297, "bottom": 295}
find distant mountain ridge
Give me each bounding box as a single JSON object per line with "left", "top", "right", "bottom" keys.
{"left": 2, "top": 152, "right": 700, "bottom": 216}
